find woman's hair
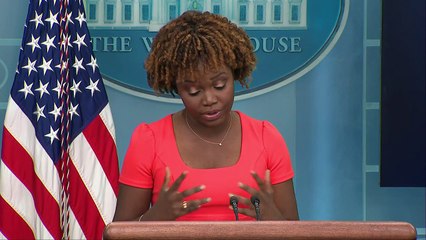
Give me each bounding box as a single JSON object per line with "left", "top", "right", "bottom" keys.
{"left": 144, "top": 10, "right": 256, "bottom": 95}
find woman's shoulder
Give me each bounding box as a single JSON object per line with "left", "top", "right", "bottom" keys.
{"left": 148, "top": 114, "right": 173, "bottom": 128}
{"left": 237, "top": 111, "right": 283, "bottom": 143}
{"left": 134, "top": 114, "right": 173, "bottom": 130}
{"left": 237, "top": 111, "right": 260, "bottom": 124}
{"left": 130, "top": 114, "right": 174, "bottom": 142}
{"left": 237, "top": 111, "right": 276, "bottom": 130}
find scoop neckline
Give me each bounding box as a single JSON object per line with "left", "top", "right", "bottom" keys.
{"left": 170, "top": 110, "right": 245, "bottom": 171}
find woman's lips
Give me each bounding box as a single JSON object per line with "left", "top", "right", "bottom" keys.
{"left": 202, "top": 111, "right": 221, "bottom": 121}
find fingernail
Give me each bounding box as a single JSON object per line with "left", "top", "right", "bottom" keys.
{"left": 206, "top": 197, "right": 212, "bottom": 202}
{"left": 228, "top": 193, "right": 234, "bottom": 197}
{"left": 199, "top": 185, "right": 206, "bottom": 190}
{"left": 238, "top": 182, "right": 243, "bottom": 187}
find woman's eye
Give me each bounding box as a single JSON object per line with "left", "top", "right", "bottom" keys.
{"left": 188, "top": 90, "right": 200, "bottom": 96}
{"left": 215, "top": 84, "right": 225, "bottom": 90}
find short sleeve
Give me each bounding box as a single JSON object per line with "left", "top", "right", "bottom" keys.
{"left": 119, "top": 123, "right": 155, "bottom": 188}
{"left": 262, "top": 121, "right": 294, "bottom": 184}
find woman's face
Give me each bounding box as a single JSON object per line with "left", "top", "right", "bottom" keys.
{"left": 177, "top": 65, "right": 235, "bottom": 128}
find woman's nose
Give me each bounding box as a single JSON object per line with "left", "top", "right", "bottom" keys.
{"left": 202, "top": 89, "right": 218, "bottom": 106}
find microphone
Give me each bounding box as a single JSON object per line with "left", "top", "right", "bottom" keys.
{"left": 250, "top": 196, "right": 261, "bottom": 221}
{"left": 229, "top": 196, "right": 239, "bottom": 221}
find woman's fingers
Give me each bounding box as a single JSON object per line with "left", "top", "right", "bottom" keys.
{"left": 168, "top": 170, "right": 188, "bottom": 192}
{"left": 250, "top": 171, "right": 264, "bottom": 188}
{"left": 229, "top": 194, "right": 252, "bottom": 209}
{"left": 161, "top": 167, "right": 171, "bottom": 191}
{"left": 181, "top": 197, "right": 212, "bottom": 213}
{"left": 264, "top": 169, "right": 271, "bottom": 185}
{"left": 235, "top": 170, "right": 278, "bottom": 220}
{"left": 163, "top": 169, "right": 208, "bottom": 201}
{"left": 154, "top": 168, "right": 214, "bottom": 220}
{"left": 178, "top": 187, "right": 210, "bottom": 215}
{"left": 181, "top": 185, "right": 206, "bottom": 198}
{"left": 238, "top": 181, "right": 258, "bottom": 196}
{"left": 250, "top": 169, "right": 272, "bottom": 190}
{"left": 228, "top": 194, "right": 256, "bottom": 218}
{"left": 236, "top": 206, "right": 256, "bottom": 218}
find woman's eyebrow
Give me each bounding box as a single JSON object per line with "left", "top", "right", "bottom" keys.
{"left": 182, "top": 79, "right": 196, "bottom": 84}
{"left": 210, "top": 72, "right": 227, "bottom": 80}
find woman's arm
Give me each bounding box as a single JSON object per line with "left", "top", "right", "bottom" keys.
{"left": 272, "top": 179, "right": 299, "bottom": 220}
{"left": 113, "top": 184, "right": 152, "bottom": 221}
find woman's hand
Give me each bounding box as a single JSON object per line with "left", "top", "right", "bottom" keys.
{"left": 141, "top": 167, "right": 211, "bottom": 221}
{"left": 233, "top": 170, "right": 285, "bottom": 220}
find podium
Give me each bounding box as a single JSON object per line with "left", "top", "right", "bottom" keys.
{"left": 103, "top": 221, "right": 417, "bottom": 239}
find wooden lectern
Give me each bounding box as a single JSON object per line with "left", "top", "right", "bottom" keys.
{"left": 103, "top": 221, "right": 417, "bottom": 240}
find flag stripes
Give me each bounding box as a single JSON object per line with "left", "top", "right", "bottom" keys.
{"left": 0, "top": 188, "right": 38, "bottom": 239}
{"left": 1, "top": 128, "right": 61, "bottom": 239}
{"left": 0, "top": 0, "right": 119, "bottom": 239}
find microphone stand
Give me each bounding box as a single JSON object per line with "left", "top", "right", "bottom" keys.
{"left": 251, "top": 196, "right": 261, "bottom": 221}
{"left": 230, "top": 196, "right": 239, "bottom": 221}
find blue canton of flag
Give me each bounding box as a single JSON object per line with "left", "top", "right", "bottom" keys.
{"left": 13, "top": 0, "right": 107, "bottom": 163}
{"left": 0, "top": 0, "right": 119, "bottom": 239}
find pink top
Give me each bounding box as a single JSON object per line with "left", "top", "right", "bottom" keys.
{"left": 119, "top": 111, "right": 294, "bottom": 221}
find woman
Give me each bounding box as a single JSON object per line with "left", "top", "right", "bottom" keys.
{"left": 113, "top": 11, "right": 299, "bottom": 221}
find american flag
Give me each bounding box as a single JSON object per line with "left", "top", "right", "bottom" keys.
{"left": 0, "top": 0, "right": 119, "bottom": 239}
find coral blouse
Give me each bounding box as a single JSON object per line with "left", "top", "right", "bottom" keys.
{"left": 119, "top": 111, "right": 294, "bottom": 221}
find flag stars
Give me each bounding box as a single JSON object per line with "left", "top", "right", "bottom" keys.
{"left": 33, "top": 103, "right": 46, "bottom": 121}
{"left": 14, "top": 2, "right": 110, "bottom": 149}
{"left": 73, "top": 33, "right": 87, "bottom": 51}
{"left": 73, "top": 56, "right": 85, "bottom": 75}
{"left": 52, "top": 80, "right": 62, "bottom": 99}
{"left": 38, "top": 0, "right": 49, "bottom": 6}
{"left": 18, "top": 81, "right": 34, "bottom": 99}
{"left": 49, "top": 103, "right": 62, "bottom": 121}
{"left": 67, "top": 35, "right": 73, "bottom": 48}
{"left": 86, "top": 78, "right": 100, "bottom": 96}
{"left": 42, "top": 34, "right": 56, "bottom": 52}
{"left": 35, "top": 80, "right": 50, "bottom": 99}
{"left": 45, "top": 10, "right": 59, "bottom": 28}
{"left": 70, "top": 79, "right": 82, "bottom": 97}
{"left": 45, "top": 126, "right": 59, "bottom": 144}
{"left": 75, "top": 11, "right": 86, "bottom": 27}
{"left": 30, "top": 12, "right": 44, "bottom": 29}
{"left": 87, "top": 55, "right": 98, "bottom": 73}
{"left": 68, "top": 103, "right": 80, "bottom": 120}
{"left": 22, "top": 58, "right": 38, "bottom": 76}
{"left": 67, "top": 11, "right": 75, "bottom": 25}
{"left": 26, "top": 35, "right": 41, "bottom": 53}
{"left": 38, "top": 57, "right": 53, "bottom": 75}
{"left": 60, "top": 35, "right": 73, "bottom": 50}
